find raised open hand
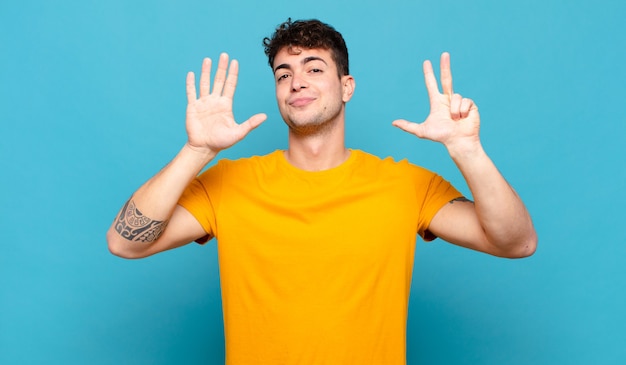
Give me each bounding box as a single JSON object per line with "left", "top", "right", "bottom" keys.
{"left": 185, "top": 53, "right": 267, "bottom": 155}
{"left": 392, "top": 52, "right": 480, "bottom": 151}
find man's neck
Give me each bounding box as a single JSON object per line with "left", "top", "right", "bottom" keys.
{"left": 284, "top": 127, "right": 349, "bottom": 171}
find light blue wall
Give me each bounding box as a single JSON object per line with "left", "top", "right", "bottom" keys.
{"left": 1, "top": 0, "right": 624, "bottom": 364}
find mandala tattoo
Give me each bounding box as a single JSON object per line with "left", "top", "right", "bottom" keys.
{"left": 449, "top": 197, "right": 474, "bottom": 204}
{"left": 114, "top": 199, "right": 168, "bottom": 242}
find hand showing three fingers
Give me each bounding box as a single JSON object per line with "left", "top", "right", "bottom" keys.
{"left": 185, "top": 53, "right": 267, "bottom": 155}
{"left": 392, "top": 52, "right": 480, "bottom": 152}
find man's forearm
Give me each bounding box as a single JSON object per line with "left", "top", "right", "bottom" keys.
{"left": 129, "top": 144, "right": 215, "bottom": 221}
{"left": 113, "top": 199, "right": 169, "bottom": 243}
{"left": 108, "top": 143, "right": 216, "bottom": 245}
{"left": 449, "top": 143, "right": 537, "bottom": 256}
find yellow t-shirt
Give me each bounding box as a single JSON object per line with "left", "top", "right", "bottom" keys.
{"left": 178, "top": 149, "right": 462, "bottom": 365}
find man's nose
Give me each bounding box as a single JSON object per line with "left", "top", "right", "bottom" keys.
{"left": 291, "top": 74, "right": 308, "bottom": 91}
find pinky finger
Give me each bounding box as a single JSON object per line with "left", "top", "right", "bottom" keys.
{"left": 186, "top": 72, "right": 197, "bottom": 104}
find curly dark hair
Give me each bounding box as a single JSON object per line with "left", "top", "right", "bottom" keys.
{"left": 263, "top": 19, "right": 349, "bottom": 77}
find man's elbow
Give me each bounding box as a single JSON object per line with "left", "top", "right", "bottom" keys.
{"left": 108, "top": 241, "right": 133, "bottom": 259}
{"left": 106, "top": 229, "right": 145, "bottom": 259}
{"left": 504, "top": 231, "right": 538, "bottom": 259}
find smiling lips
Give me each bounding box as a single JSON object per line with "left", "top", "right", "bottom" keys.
{"left": 288, "top": 97, "right": 316, "bottom": 107}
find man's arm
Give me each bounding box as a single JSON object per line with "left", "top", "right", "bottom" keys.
{"left": 107, "top": 53, "right": 266, "bottom": 259}
{"left": 392, "top": 53, "right": 537, "bottom": 258}
{"left": 427, "top": 147, "right": 537, "bottom": 258}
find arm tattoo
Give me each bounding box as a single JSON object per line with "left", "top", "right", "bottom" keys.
{"left": 449, "top": 197, "right": 474, "bottom": 204}
{"left": 114, "top": 199, "right": 169, "bottom": 243}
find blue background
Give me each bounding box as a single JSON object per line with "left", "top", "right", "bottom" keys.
{"left": 1, "top": 0, "right": 625, "bottom": 364}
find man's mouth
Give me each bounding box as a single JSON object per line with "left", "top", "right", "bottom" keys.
{"left": 288, "top": 97, "right": 315, "bottom": 107}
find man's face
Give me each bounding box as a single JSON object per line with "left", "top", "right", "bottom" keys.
{"left": 272, "top": 47, "right": 354, "bottom": 135}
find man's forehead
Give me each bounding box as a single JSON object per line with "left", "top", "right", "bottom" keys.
{"left": 274, "top": 46, "right": 332, "bottom": 64}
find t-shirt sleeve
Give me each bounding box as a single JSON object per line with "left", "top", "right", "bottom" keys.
{"left": 416, "top": 172, "right": 464, "bottom": 241}
{"left": 177, "top": 163, "right": 222, "bottom": 244}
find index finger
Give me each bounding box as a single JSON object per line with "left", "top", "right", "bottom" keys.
{"left": 423, "top": 59, "right": 441, "bottom": 101}
{"left": 440, "top": 52, "right": 453, "bottom": 96}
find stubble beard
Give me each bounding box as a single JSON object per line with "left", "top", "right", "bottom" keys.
{"left": 283, "top": 104, "right": 343, "bottom": 137}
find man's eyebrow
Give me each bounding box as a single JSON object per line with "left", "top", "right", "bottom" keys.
{"left": 303, "top": 56, "right": 328, "bottom": 65}
{"left": 273, "top": 63, "right": 290, "bottom": 74}
{"left": 273, "top": 56, "right": 328, "bottom": 74}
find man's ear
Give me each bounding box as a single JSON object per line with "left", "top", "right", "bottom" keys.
{"left": 342, "top": 75, "right": 355, "bottom": 102}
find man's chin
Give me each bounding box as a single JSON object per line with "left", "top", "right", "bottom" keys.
{"left": 285, "top": 118, "right": 336, "bottom": 137}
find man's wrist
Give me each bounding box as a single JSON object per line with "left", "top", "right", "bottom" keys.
{"left": 183, "top": 142, "right": 218, "bottom": 163}
{"left": 445, "top": 137, "right": 484, "bottom": 162}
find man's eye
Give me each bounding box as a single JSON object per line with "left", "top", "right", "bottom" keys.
{"left": 310, "top": 68, "right": 322, "bottom": 73}
{"left": 277, "top": 74, "right": 290, "bottom": 81}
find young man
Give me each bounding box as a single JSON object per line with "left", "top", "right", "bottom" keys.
{"left": 107, "top": 19, "right": 537, "bottom": 364}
